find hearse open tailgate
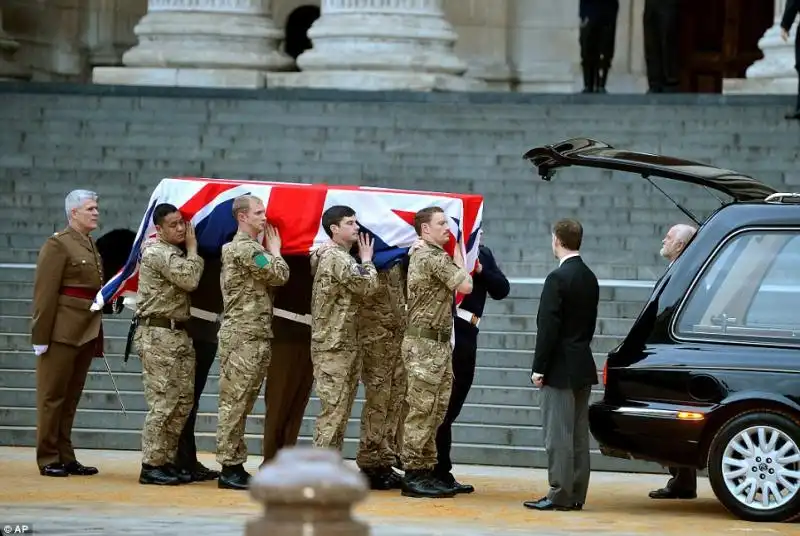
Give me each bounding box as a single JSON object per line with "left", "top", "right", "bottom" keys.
{"left": 523, "top": 137, "right": 777, "bottom": 202}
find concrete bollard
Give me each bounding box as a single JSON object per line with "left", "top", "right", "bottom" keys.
{"left": 246, "top": 446, "right": 371, "bottom": 536}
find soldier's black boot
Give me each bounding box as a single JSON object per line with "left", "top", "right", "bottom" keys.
{"left": 218, "top": 463, "right": 250, "bottom": 490}
{"left": 433, "top": 471, "right": 475, "bottom": 494}
{"left": 401, "top": 470, "right": 456, "bottom": 499}
{"left": 164, "top": 463, "right": 193, "bottom": 484}
{"left": 139, "top": 464, "right": 181, "bottom": 485}
{"left": 361, "top": 466, "right": 403, "bottom": 490}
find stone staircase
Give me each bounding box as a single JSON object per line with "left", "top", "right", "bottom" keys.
{"left": 0, "top": 264, "right": 659, "bottom": 472}
{"left": 1, "top": 82, "right": 798, "bottom": 473}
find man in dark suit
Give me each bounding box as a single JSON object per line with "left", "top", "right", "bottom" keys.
{"left": 433, "top": 240, "right": 510, "bottom": 493}
{"left": 781, "top": 0, "right": 799, "bottom": 119}
{"left": 524, "top": 219, "right": 599, "bottom": 512}
{"left": 643, "top": 0, "right": 680, "bottom": 93}
{"left": 579, "top": 0, "right": 619, "bottom": 93}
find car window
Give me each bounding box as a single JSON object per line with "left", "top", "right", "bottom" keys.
{"left": 674, "top": 230, "right": 800, "bottom": 346}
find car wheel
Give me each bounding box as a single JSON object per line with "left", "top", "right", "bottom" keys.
{"left": 707, "top": 410, "right": 800, "bottom": 522}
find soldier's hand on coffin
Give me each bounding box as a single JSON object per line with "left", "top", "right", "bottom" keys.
{"left": 357, "top": 232, "right": 374, "bottom": 262}
{"left": 185, "top": 222, "right": 197, "bottom": 254}
{"left": 265, "top": 223, "right": 281, "bottom": 255}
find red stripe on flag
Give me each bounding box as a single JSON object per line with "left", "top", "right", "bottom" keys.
{"left": 266, "top": 185, "right": 329, "bottom": 254}
{"left": 178, "top": 182, "right": 240, "bottom": 221}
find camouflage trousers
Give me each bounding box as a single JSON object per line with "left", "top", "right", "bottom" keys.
{"left": 135, "top": 326, "right": 196, "bottom": 467}
{"left": 216, "top": 330, "right": 271, "bottom": 467}
{"left": 356, "top": 323, "right": 406, "bottom": 469}
{"left": 311, "top": 347, "right": 360, "bottom": 451}
{"left": 399, "top": 335, "right": 453, "bottom": 471}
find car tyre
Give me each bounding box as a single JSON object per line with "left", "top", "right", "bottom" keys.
{"left": 707, "top": 410, "right": 800, "bottom": 523}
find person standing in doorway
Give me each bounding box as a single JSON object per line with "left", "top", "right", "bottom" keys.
{"left": 781, "top": 0, "right": 799, "bottom": 119}
{"left": 579, "top": 0, "right": 619, "bottom": 93}
{"left": 643, "top": 0, "right": 681, "bottom": 93}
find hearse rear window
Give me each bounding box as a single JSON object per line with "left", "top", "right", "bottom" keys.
{"left": 674, "top": 230, "right": 800, "bottom": 346}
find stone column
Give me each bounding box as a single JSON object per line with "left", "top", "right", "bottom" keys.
{"left": 723, "top": 0, "right": 798, "bottom": 94}
{"left": 270, "top": 0, "right": 484, "bottom": 91}
{"left": 507, "top": 0, "right": 580, "bottom": 93}
{"left": 0, "top": 9, "right": 31, "bottom": 81}
{"left": 92, "top": 0, "right": 294, "bottom": 88}
{"left": 247, "top": 447, "right": 370, "bottom": 536}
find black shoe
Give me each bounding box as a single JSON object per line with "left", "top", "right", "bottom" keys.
{"left": 785, "top": 110, "right": 800, "bottom": 120}
{"left": 39, "top": 462, "right": 69, "bottom": 477}
{"left": 190, "top": 462, "right": 219, "bottom": 482}
{"left": 400, "top": 470, "right": 456, "bottom": 499}
{"left": 139, "top": 464, "right": 181, "bottom": 485}
{"left": 523, "top": 497, "right": 575, "bottom": 511}
{"left": 218, "top": 464, "right": 250, "bottom": 490}
{"left": 648, "top": 487, "right": 696, "bottom": 499}
{"left": 361, "top": 467, "right": 403, "bottom": 490}
{"left": 164, "top": 463, "right": 192, "bottom": 484}
{"left": 434, "top": 471, "right": 474, "bottom": 494}
{"left": 574, "top": 502, "right": 583, "bottom": 510}
{"left": 64, "top": 461, "right": 99, "bottom": 476}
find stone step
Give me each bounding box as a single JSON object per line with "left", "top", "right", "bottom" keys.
{"left": 0, "top": 369, "right": 572, "bottom": 407}
{"left": 0, "top": 387, "right": 603, "bottom": 428}
{"left": 0, "top": 348, "right": 612, "bottom": 373}
{"left": 0, "top": 424, "right": 662, "bottom": 473}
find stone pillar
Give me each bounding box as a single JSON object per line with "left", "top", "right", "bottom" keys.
{"left": 270, "top": 0, "right": 484, "bottom": 91}
{"left": 92, "top": 0, "right": 294, "bottom": 88}
{"left": 0, "top": 9, "right": 31, "bottom": 81}
{"left": 723, "top": 0, "right": 798, "bottom": 94}
{"left": 246, "top": 447, "right": 370, "bottom": 536}
{"left": 507, "top": 0, "right": 580, "bottom": 93}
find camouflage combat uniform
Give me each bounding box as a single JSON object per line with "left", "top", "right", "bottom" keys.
{"left": 355, "top": 262, "right": 408, "bottom": 475}
{"left": 134, "top": 238, "right": 204, "bottom": 468}
{"left": 401, "top": 241, "right": 469, "bottom": 473}
{"left": 310, "top": 243, "right": 378, "bottom": 450}
{"left": 215, "top": 230, "right": 290, "bottom": 468}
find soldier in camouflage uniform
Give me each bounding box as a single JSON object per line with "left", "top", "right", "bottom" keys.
{"left": 310, "top": 205, "right": 378, "bottom": 451}
{"left": 216, "top": 195, "right": 290, "bottom": 490}
{"left": 400, "top": 206, "right": 473, "bottom": 499}
{"left": 355, "top": 261, "right": 407, "bottom": 489}
{"left": 134, "top": 203, "right": 204, "bottom": 486}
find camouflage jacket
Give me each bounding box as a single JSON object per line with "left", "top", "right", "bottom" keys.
{"left": 136, "top": 238, "right": 204, "bottom": 321}
{"left": 406, "top": 241, "right": 469, "bottom": 333}
{"left": 219, "top": 230, "right": 290, "bottom": 338}
{"left": 310, "top": 243, "right": 378, "bottom": 352}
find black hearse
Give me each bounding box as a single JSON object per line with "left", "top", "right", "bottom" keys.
{"left": 524, "top": 138, "right": 800, "bottom": 523}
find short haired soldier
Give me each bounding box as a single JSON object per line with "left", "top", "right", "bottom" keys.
{"left": 309, "top": 205, "right": 378, "bottom": 451}
{"left": 134, "top": 203, "right": 204, "bottom": 486}
{"left": 400, "top": 206, "right": 473, "bottom": 499}
{"left": 216, "top": 195, "right": 289, "bottom": 490}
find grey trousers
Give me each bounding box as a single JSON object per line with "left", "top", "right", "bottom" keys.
{"left": 540, "top": 385, "right": 592, "bottom": 506}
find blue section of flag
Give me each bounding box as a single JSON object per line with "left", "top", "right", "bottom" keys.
{"left": 194, "top": 196, "right": 241, "bottom": 256}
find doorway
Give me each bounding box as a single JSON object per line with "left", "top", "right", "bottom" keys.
{"left": 678, "top": 0, "right": 774, "bottom": 93}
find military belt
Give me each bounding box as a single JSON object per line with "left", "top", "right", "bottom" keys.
{"left": 406, "top": 325, "right": 451, "bottom": 343}
{"left": 140, "top": 317, "right": 187, "bottom": 331}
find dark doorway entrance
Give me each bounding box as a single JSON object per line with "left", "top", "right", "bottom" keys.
{"left": 284, "top": 5, "right": 321, "bottom": 61}
{"left": 678, "top": 0, "right": 774, "bottom": 92}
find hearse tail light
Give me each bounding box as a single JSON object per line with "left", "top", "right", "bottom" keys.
{"left": 602, "top": 360, "right": 608, "bottom": 386}
{"left": 677, "top": 411, "right": 704, "bottom": 421}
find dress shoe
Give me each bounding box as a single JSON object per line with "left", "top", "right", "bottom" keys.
{"left": 218, "top": 463, "right": 250, "bottom": 490}
{"left": 165, "top": 463, "right": 192, "bottom": 484}
{"left": 39, "top": 462, "right": 69, "bottom": 477}
{"left": 435, "top": 472, "right": 474, "bottom": 494}
{"left": 523, "top": 497, "right": 574, "bottom": 511}
{"left": 139, "top": 464, "right": 181, "bottom": 485}
{"left": 400, "top": 470, "right": 455, "bottom": 499}
{"left": 64, "top": 461, "right": 99, "bottom": 476}
{"left": 573, "top": 502, "right": 583, "bottom": 511}
{"left": 648, "top": 487, "right": 696, "bottom": 499}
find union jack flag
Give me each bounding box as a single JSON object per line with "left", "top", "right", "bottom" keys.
{"left": 91, "top": 177, "right": 484, "bottom": 312}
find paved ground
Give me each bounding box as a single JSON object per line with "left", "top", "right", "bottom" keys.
{"left": 0, "top": 447, "right": 795, "bottom": 535}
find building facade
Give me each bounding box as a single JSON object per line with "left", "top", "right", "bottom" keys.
{"left": 0, "top": 0, "right": 796, "bottom": 94}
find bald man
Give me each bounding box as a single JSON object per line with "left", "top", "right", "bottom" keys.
{"left": 649, "top": 223, "right": 698, "bottom": 500}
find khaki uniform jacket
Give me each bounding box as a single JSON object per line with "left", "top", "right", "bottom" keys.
{"left": 31, "top": 226, "right": 104, "bottom": 347}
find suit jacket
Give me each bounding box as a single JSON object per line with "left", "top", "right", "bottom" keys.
{"left": 31, "top": 226, "right": 104, "bottom": 347}
{"left": 532, "top": 255, "right": 599, "bottom": 389}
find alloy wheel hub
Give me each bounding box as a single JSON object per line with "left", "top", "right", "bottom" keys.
{"left": 721, "top": 425, "right": 800, "bottom": 510}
